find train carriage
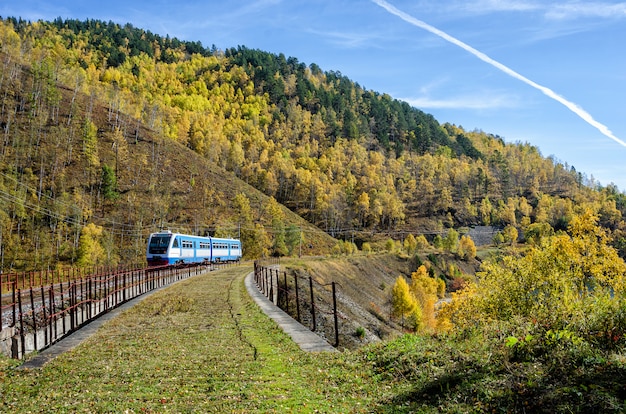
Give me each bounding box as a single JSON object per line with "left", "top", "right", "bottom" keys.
{"left": 146, "top": 231, "right": 242, "bottom": 266}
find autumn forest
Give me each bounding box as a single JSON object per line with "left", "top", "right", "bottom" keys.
{"left": 0, "top": 16, "right": 625, "bottom": 272}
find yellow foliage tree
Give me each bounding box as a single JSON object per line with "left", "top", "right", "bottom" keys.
{"left": 415, "top": 234, "right": 430, "bottom": 250}
{"left": 403, "top": 234, "right": 418, "bottom": 255}
{"left": 458, "top": 235, "right": 476, "bottom": 260}
{"left": 76, "top": 223, "right": 106, "bottom": 268}
{"left": 410, "top": 265, "right": 441, "bottom": 331}
{"left": 502, "top": 225, "right": 518, "bottom": 245}
{"left": 391, "top": 276, "right": 418, "bottom": 329}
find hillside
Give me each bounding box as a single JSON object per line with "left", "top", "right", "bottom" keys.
{"left": 0, "top": 43, "right": 336, "bottom": 270}
{"left": 280, "top": 251, "right": 480, "bottom": 350}
{"left": 1, "top": 17, "right": 626, "bottom": 272}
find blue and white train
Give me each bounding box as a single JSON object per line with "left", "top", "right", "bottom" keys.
{"left": 146, "top": 230, "right": 242, "bottom": 266}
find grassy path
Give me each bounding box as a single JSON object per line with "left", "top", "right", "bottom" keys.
{"left": 5, "top": 262, "right": 620, "bottom": 412}
{"left": 0, "top": 265, "right": 374, "bottom": 413}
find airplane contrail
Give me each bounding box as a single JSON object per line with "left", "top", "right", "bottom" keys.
{"left": 371, "top": 0, "right": 626, "bottom": 148}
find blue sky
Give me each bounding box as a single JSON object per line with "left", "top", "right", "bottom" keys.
{"left": 2, "top": 0, "right": 625, "bottom": 190}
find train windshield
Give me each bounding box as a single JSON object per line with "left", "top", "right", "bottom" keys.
{"left": 148, "top": 234, "right": 172, "bottom": 254}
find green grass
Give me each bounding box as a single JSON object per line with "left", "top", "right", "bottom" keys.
{"left": 2, "top": 265, "right": 625, "bottom": 413}
{"left": 0, "top": 266, "right": 373, "bottom": 412}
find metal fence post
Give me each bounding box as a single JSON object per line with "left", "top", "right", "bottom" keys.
{"left": 294, "top": 275, "right": 300, "bottom": 322}
{"left": 29, "top": 288, "right": 37, "bottom": 351}
{"left": 40, "top": 286, "right": 48, "bottom": 348}
{"left": 17, "top": 289, "right": 25, "bottom": 358}
{"left": 269, "top": 270, "right": 274, "bottom": 304}
{"left": 60, "top": 282, "right": 66, "bottom": 335}
{"left": 309, "top": 277, "right": 315, "bottom": 331}
{"left": 283, "top": 271, "right": 288, "bottom": 313}
{"left": 80, "top": 278, "right": 85, "bottom": 326}
{"left": 276, "top": 269, "right": 281, "bottom": 308}
{"left": 69, "top": 283, "right": 75, "bottom": 332}
{"left": 50, "top": 287, "right": 56, "bottom": 344}
{"left": 114, "top": 274, "right": 119, "bottom": 307}
{"left": 12, "top": 281, "right": 17, "bottom": 327}
{"left": 87, "top": 278, "right": 92, "bottom": 320}
{"left": 332, "top": 282, "right": 339, "bottom": 347}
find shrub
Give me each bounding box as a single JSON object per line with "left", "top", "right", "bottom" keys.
{"left": 444, "top": 210, "right": 626, "bottom": 357}
{"left": 385, "top": 238, "right": 396, "bottom": 252}
{"left": 355, "top": 326, "right": 366, "bottom": 339}
{"left": 362, "top": 242, "right": 372, "bottom": 254}
{"left": 427, "top": 253, "right": 438, "bottom": 265}
{"left": 448, "top": 277, "right": 467, "bottom": 292}
{"left": 415, "top": 234, "right": 430, "bottom": 250}
{"left": 405, "top": 306, "right": 424, "bottom": 332}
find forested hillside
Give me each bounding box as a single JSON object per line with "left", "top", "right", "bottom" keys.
{"left": 0, "top": 16, "right": 625, "bottom": 271}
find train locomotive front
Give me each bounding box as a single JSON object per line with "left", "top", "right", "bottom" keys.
{"left": 146, "top": 230, "right": 242, "bottom": 266}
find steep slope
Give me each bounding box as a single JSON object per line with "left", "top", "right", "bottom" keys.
{"left": 0, "top": 48, "right": 336, "bottom": 271}
{"left": 279, "top": 251, "right": 480, "bottom": 350}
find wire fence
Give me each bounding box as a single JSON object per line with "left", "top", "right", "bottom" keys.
{"left": 253, "top": 260, "right": 340, "bottom": 348}
{"left": 1, "top": 262, "right": 236, "bottom": 359}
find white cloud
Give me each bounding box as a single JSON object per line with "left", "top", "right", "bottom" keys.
{"left": 545, "top": 2, "right": 626, "bottom": 20}
{"left": 404, "top": 78, "right": 519, "bottom": 110}
{"left": 441, "top": 0, "right": 626, "bottom": 20}
{"left": 309, "top": 29, "right": 378, "bottom": 48}
{"left": 402, "top": 93, "right": 518, "bottom": 110}
{"left": 459, "top": 0, "right": 540, "bottom": 13}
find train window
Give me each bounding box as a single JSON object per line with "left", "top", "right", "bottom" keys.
{"left": 182, "top": 240, "right": 193, "bottom": 248}
{"left": 149, "top": 235, "right": 171, "bottom": 248}
{"left": 148, "top": 234, "right": 172, "bottom": 254}
{"left": 173, "top": 237, "right": 179, "bottom": 248}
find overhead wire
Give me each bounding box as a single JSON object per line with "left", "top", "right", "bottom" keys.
{"left": 0, "top": 153, "right": 499, "bottom": 242}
